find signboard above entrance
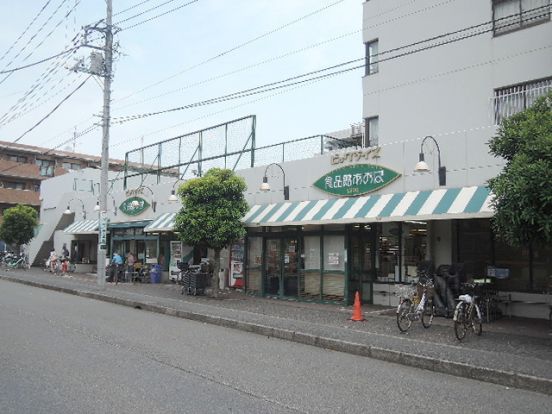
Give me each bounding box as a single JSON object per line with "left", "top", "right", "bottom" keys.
{"left": 313, "top": 164, "right": 401, "bottom": 196}
{"left": 119, "top": 197, "right": 150, "bottom": 216}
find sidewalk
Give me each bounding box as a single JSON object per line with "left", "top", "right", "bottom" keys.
{"left": 1, "top": 268, "right": 551, "bottom": 395}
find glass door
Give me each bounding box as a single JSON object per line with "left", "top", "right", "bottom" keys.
{"left": 349, "top": 225, "right": 375, "bottom": 304}
{"left": 283, "top": 238, "right": 299, "bottom": 297}
{"left": 264, "top": 238, "right": 299, "bottom": 298}
{"left": 265, "top": 239, "right": 281, "bottom": 296}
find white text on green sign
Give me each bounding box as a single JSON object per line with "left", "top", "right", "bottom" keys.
{"left": 313, "top": 164, "right": 401, "bottom": 196}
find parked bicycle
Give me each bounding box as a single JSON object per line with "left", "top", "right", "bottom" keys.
{"left": 396, "top": 276, "right": 435, "bottom": 332}
{"left": 2, "top": 252, "right": 30, "bottom": 270}
{"left": 453, "top": 283, "right": 483, "bottom": 341}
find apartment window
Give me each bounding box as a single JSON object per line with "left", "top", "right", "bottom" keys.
{"left": 8, "top": 154, "right": 27, "bottom": 163}
{"left": 365, "top": 39, "right": 379, "bottom": 75}
{"left": 494, "top": 76, "right": 552, "bottom": 124}
{"left": 493, "top": 0, "right": 551, "bottom": 36}
{"left": 36, "top": 159, "right": 55, "bottom": 176}
{"left": 363, "top": 116, "right": 379, "bottom": 147}
{"left": 62, "top": 162, "right": 81, "bottom": 171}
{"left": 4, "top": 181, "right": 25, "bottom": 190}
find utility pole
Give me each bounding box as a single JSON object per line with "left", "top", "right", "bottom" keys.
{"left": 97, "top": 0, "right": 113, "bottom": 288}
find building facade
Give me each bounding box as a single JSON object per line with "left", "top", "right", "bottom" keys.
{"left": 34, "top": 1, "right": 551, "bottom": 319}
{"left": 0, "top": 140, "right": 125, "bottom": 255}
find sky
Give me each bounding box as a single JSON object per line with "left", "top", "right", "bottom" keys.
{"left": 0, "top": 0, "right": 364, "bottom": 161}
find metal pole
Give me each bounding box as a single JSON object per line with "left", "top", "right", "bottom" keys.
{"left": 97, "top": 0, "right": 113, "bottom": 288}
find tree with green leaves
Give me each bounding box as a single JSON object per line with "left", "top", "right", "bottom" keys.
{"left": 0, "top": 204, "right": 39, "bottom": 253}
{"left": 174, "top": 168, "right": 248, "bottom": 297}
{"left": 488, "top": 91, "right": 552, "bottom": 247}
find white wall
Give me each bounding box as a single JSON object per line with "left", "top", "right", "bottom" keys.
{"left": 362, "top": 0, "right": 552, "bottom": 188}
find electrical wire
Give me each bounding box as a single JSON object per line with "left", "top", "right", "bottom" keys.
{"left": 12, "top": 75, "right": 91, "bottom": 144}
{"left": 118, "top": 0, "right": 200, "bottom": 31}
{"left": 115, "top": 0, "right": 182, "bottom": 25}
{"left": 113, "top": 0, "right": 465, "bottom": 111}
{"left": 0, "top": 45, "right": 79, "bottom": 74}
{"left": 0, "top": 0, "right": 73, "bottom": 84}
{"left": 0, "top": 0, "right": 53, "bottom": 64}
{"left": 0, "top": 32, "right": 83, "bottom": 126}
{"left": 114, "top": 0, "right": 157, "bottom": 17}
{"left": 112, "top": 5, "right": 550, "bottom": 125}
{"left": 115, "top": 0, "right": 347, "bottom": 102}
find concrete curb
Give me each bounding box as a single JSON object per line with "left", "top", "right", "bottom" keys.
{"left": 2, "top": 274, "right": 551, "bottom": 395}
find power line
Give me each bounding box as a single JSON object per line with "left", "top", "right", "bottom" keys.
{"left": 12, "top": 75, "right": 91, "bottom": 144}
{"left": 115, "top": 0, "right": 348, "bottom": 102}
{"left": 114, "top": 0, "right": 157, "bottom": 17}
{"left": 113, "top": 0, "right": 463, "bottom": 112}
{"left": 0, "top": 32, "right": 83, "bottom": 126}
{"left": 0, "top": 0, "right": 53, "bottom": 64}
{"left": 112, "top": 6, "right": 550, "bottom": 124}
{"left": 0, "top": 0, "right": 73, "bottom": 83}
{"left": 119, "top": 0, "right": 200, "bottom": 31}
{"left": 115, "top": 0, "right": 183, "bottom": 24}
{"left": 0, "top": 45, "right": 79, "bottom": 74}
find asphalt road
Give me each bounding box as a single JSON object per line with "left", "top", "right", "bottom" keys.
{"left": 1, "top": 280, "right": 551, "bottom": 414}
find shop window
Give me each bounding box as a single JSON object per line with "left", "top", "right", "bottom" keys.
{"left": 301, "top": 236, "right": 321, "bottom": 300}
{"left": 492, "top": 0, "right": 550, "bottom": 36}
{"left": 246, "top": 237, "right": 262, "bottom": 294}
{"left": 402, "top": 221, "right": 428, "bottom": 280}
{"left": 457, "top": 219, "right": 492, "bottom": 278}
{"left": 377, "top": 223, "right": 400, "bottom": 281}
{"left": 322, "top": 235, "right": 345, "bottom": 301}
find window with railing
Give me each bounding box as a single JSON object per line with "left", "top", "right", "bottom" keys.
{"left": 492, "top": 0, "right": 551, "bottom": 36}
{"left": 493, "top": 77, "right": 552, "bottom": 124}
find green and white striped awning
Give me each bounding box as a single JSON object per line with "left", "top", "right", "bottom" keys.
{"left": 243, "top": 186, "right": 493, "bottom": 227}
{"left": 144, "top": 212, "right": 177, "bottom": 232}
{"left": 63, "top": 219, "right": 99, "bottom": 234}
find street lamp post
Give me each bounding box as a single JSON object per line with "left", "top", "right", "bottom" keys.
{"left": 414, "top": 135, "right": 446, "bottom": 186}
{"left": 260, "top": 163, "right": 289, "bottom": 200}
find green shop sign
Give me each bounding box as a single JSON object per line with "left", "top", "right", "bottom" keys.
{"left": 119, "top": 197, "right": 150, "bottom": 216}
{"left": 313, "top": 164, "right": 401, "bottom": 196}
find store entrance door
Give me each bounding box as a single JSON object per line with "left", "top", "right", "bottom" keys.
{"left": 264, "top": 238, "right": 299, "bottom": 298}
{"left": 349, "top": 225, "right": 375, "bottom": 304}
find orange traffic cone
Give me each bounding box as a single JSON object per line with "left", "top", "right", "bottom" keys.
{"left": 349, "top": 291, "right": 365, "bottom": 321}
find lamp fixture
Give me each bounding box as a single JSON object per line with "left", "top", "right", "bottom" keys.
{"left": 260, "top": 163, "right": 289, "bottom": 200}
{"left": 414, "top": 135, "right": 446, "bottom": 186}
{"left": 94, "top": 201, "right": 100, "bottom": 212}
{"left": 168, "top": 189, "right": 178, "bottom": 202}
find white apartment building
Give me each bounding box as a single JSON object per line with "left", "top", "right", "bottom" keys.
{"left": 357, "top": 0, "right": 551, "bottom": 310}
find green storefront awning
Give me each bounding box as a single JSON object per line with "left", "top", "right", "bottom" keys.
{"left": 243, "top": 186, "right": 493, "bottom": 227}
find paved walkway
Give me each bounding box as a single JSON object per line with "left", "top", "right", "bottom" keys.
{"left": 1, "top": 268, "right": 551, "bottom": 395}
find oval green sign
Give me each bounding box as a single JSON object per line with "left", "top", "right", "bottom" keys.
{"left": 313, "top": 164, "right": 401, "bottom": 196}
{"left": 119, "top": 197, "right": 150, "bottom": 216}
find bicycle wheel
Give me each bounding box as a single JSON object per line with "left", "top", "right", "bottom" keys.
{"left": 421, "top": 299, "right": 434, "bottom": 329}
{"left": 397, "top": 300, "right": 412, "bottom": 332}
{"left": 471, "top": 305, "right": 482, "bottom": 336}
{"left": 454, "top": 303, "right": 468, "bottom": 341}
